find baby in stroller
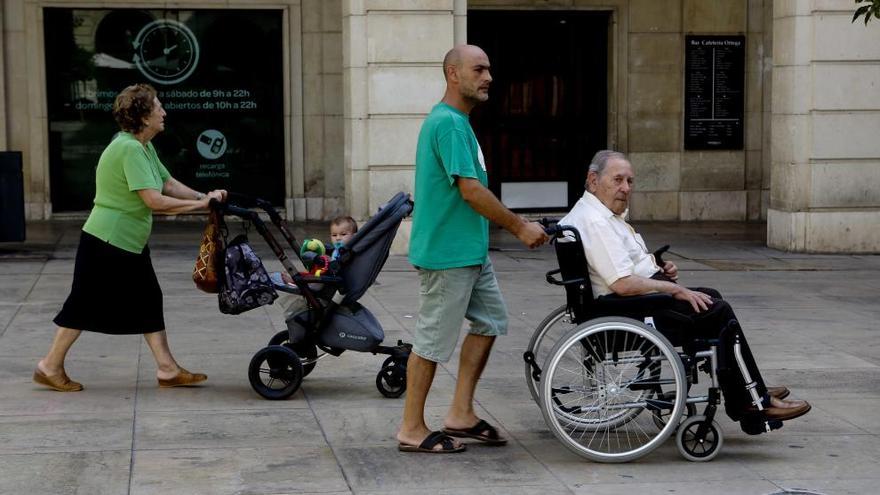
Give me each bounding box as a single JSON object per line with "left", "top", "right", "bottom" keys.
{"left": 275, "top": 215, "right": 358, "bottom": 290}
{"left": 215, "top": 192, "right": 413, "bottom": 400}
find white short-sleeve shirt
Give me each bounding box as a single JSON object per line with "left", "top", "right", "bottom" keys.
{"left": 558, "top": 192, "right": 660, "bottom": 297}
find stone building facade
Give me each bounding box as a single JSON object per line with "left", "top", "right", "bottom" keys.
{"left": 1, "top": 0, "right": 878, "bottom": 252}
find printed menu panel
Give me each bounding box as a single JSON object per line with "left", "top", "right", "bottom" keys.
{"left": 684, "top": 35, "right": 745, "bottom": 150}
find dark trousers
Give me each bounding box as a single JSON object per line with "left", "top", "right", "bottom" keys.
{"left": 601, "top": 287, "right": 767, "bottom": 421}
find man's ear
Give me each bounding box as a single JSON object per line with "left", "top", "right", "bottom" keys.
{"left": 585, "top": 171, "right": 597, "bottom": 191}
{"left": 445, "top": 65, "right": 458, "bottom": 84}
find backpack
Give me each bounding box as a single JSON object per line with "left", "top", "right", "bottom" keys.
{"left": 218, "top": 234, "right": 278, "bottom": 315}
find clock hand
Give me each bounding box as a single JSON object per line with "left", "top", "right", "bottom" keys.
{"left": 163, "top": 44, "right": 178, "bottom": 55}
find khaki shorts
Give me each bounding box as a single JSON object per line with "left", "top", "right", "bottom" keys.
{"left": 412, "top": 260, "right": 508, "bottom": 363}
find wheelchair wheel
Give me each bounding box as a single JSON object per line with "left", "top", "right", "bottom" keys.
{"left": 525, "top": 305, "right": 577, "bottom": 404}
{"left": 676, "top": 415, "right": 723, "bottom": 462}
{"left": 268, "top": 330, "right": 320, "bottom": 377}
{"left": 540, "top": 317, "right": 687, "bottom": 463}
{"left": 376, "top": 359, "right": 407, "bottom": 398}
{"left": 248, "top": 345, "right": 304, "bottom": 400}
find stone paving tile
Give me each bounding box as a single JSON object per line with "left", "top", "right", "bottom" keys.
{"left": 0, "top": 413, "right": 133, "bottom": 454}
{"left": 0, "top": 356, "right": 138, "bottom": 416}
{"left": 807, "top": 398, "right": 880, "bottom": 435}
{"left": 335, "top": 443, "right": 559, "bottom": 493}
{"left": 130, "top": 446, "right": 349, "bottom": 495}
{"left": 733, "top": 434, "right": 880, "bottom": 481}
{"left": 135, "top": 409, "right": 326, "bottom": 450}
{"left": 0, "top": 260, "right": 45, "bottom": 274}
{"left": 1, "top": 322, "right": 142, "bottom": 359}
{"left": 0, "top": 273, "right": 39, "bottom": 303}
{"left": 359, "top": 486, "right": 571, "bottom": 495}
{"left": 0, "top": 450, "right": 131, "bottom": 495}
{"left": 0, "top": 305, "right": 19, "bottom": 335}
{"left": 773, "top": 478, "right": 880, "bottom": 495}
{"left": 520, "top": 438, "right": 758, "bottom": 483}
{"left": 568, "top": 480, "right": 780, "bottom": 495}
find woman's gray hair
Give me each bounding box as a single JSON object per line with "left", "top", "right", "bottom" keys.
{"left": 587, "top": 150, "right": 627, "bottom": 177}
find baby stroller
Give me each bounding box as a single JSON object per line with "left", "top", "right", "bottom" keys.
{"left": 213, "top": 192, "right": 413, "bottom": 400}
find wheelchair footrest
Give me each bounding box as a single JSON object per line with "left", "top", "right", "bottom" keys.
{"left": 739, "top": 413, "right": 784, "bottom": 436}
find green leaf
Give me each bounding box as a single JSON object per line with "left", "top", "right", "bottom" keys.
{"left": 852, "top": 5, "right": 869, "bottom": 22}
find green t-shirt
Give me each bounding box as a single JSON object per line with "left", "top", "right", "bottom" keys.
{"left": 82, "top": 132, "right": 171, "bottom": 254}
{"left": 409, "top": 103, "right": 489, "bottom": 270}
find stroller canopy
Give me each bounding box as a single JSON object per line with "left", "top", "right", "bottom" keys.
{"left": 335, "top": 192, "right": 412, "bottom": 305}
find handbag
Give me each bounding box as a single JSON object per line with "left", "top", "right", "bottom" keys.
{"left": 218, "top": 234, "right": 278, "bottom": 315}
{"left": 192, "top": 209, "right": 225, "bottom": 293}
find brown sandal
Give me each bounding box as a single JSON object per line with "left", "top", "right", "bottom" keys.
{"left": 33, "top": 368, "right": 83, "bottom": 392}
{"left": 157, "top": 368, "right": 207, "bottom": 388}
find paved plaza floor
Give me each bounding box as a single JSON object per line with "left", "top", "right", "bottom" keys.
{"left": 1, "top": 219, "right": 878, "bottom": 495}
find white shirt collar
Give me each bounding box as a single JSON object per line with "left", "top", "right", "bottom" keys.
{"left": 581, "top": 191, "right": 629, "bottom": 220}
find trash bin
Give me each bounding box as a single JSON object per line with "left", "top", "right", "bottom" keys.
{"left": 0, "top": 151, "right": 25, "bottom": 242}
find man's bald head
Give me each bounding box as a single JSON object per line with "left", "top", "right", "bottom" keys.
{"left": 442, "top": 45, "right": 488, "bottom": 80}
{"left": 440, "top": 44, "right": 492, "bottom": 110}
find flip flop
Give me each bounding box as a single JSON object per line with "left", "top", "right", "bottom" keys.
{"left": 398, "top": 431, "right": 466, "bottom": 454}
{"left": 443, "top": 419, "right": 507, "bottom": 446}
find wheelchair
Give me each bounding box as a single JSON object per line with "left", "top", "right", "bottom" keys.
{"left": 523, "top": 222, "right": 779, "bottom": 463}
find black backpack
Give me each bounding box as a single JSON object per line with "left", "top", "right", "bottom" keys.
{"left": 218, "top": 234, "right": 278, "bottom": 315}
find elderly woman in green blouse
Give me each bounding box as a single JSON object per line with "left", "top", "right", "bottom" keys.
{"left": 34, "top": 83, "right": 225, "bottom": 392}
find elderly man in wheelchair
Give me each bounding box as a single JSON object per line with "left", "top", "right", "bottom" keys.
{"left": 524, "top": 150, "right": 810, "bottom": 463}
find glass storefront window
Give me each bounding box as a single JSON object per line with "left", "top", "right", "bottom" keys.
{"left": 44, "top": 8, "right": 285, "bottom": 211}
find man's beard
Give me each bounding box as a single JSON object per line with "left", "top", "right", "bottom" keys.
{"left": 462, "top": 85, "right": 489, "bottom": 103}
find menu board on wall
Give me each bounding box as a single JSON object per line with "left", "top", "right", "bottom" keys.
{"left": 44, "top": 8, "right": 284, "bottom": 211}
{"left": 684, "top": 35, "right": 745, "bottom": 150}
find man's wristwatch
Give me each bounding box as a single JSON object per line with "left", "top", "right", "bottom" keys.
{"left": 195, "top": 192, "right": 206, "bottom": 200}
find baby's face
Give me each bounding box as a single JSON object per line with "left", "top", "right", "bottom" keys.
{"left": 330, "top": 224, "right": 354, "bottom": 245}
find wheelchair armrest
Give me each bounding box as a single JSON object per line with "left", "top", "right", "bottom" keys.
{"left": 545, "top": 268, "right": 588, "bottom": 287}
{"left": 593, "top": 292, "right": 676, "bottom": 313}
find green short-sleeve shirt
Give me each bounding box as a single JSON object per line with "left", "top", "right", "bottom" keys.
{"left": 82, "top": 132, "right": 171, "bottom": 253}
{"left": 409, "top": 103, "right": 489, "bottom": 270}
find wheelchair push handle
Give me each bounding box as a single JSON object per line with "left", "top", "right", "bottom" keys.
{"left": 538, "top": 217, "right": 561, "bottom": 236}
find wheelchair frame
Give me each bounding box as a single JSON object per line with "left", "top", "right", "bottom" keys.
{"left": 523, "top": 222, "right": 774, "bottom": 462}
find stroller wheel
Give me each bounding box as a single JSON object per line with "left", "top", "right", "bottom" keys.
{"left": 249, "top": 345, "right": 304, "bottom": 400}
{"left": 268, "top": 330, "right": 319, "bottom": 377}
{"left": 376, "top": 362, "right": 407, "bottom": 398}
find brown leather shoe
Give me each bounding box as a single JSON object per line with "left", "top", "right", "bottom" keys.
{"left": 33, "top": 368, "right": 83, "bottom": 392}
{"left": 752, "top": 399, "right": 811, "bottom": 422}
{"left": 767, "top": 386, "right": 790, "bottom": 400}
{"left": 158, "top": 368, "right": 207, "bottom": 388}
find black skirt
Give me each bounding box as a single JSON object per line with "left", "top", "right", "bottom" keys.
{"left": 54, "top": 231, "right": 165, "bottom": 334}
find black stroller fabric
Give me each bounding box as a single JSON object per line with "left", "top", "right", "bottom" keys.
{"left": 219, "top": 234, "right": 278, "bottom": 315}
{"left": 334, "top": 192, "right": 413, "bottom": 305}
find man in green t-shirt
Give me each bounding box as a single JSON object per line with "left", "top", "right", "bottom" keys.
{"left": 397, "top": 45, "right": 549, "bottom": 454}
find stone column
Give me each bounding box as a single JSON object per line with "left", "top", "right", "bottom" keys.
{"left": 768, "top": 1, "right": 880, "bottom": 252}
{"left": 0, "top": 0, "right": 7, "bottom": 150}
{"left": 341, "top": 0, "right": 452, "bottom": 226}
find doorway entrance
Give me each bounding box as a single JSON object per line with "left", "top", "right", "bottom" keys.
{"left": 467, "top": 10, "right": 609, "bottom": 211}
